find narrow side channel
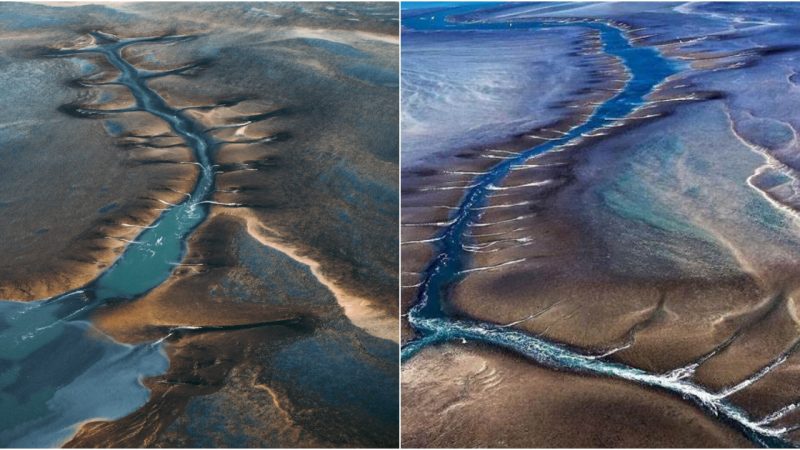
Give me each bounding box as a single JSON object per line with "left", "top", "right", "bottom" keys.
{"left": 402, "top": 10, "right": 794, "bottom": 448}
{"left": 0, "top": 32, "right": 225, "bottom": 447}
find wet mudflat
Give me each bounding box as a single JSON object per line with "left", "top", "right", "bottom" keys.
{"left": 0, "top": 2, "right": 398, "bottom": 447}
{"left": 402, "top": 2, "right": 800, "bottom": 447}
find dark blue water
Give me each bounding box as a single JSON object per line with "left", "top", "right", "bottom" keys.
{"left": 404, "top": 6, "right": 677, "bottom": 342}
{"left": 402, "top": 5, "right": 793, "bottom": 447}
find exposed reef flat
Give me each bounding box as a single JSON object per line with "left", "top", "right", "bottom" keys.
{"left": 402, "top": 2, "right": 800, "bottom": 447}
{"left": 0, "top": 2, "right": 397, "bottom": 447}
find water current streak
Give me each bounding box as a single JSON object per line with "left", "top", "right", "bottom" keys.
{"left": 0, "top": 31, "right": 225, "bottom": 447}
{"left": 402, "top": 9, "right": 796, "bottom": 448}
{"left": 57, "top": 32, "right": 216, "bottom": 303}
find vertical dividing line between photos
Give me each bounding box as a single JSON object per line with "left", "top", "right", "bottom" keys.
{"left": 396, "top": 1, "right": 403, "bottom": 447}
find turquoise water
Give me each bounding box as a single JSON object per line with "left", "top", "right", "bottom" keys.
{"left": 403, "top": 7, "right": 678, "bottom": 324}
{"left": 402, "top": 5, "right": 792, "bottom": 447}
{"left": 0, "top": 33, "right": 217, "bottom": 446}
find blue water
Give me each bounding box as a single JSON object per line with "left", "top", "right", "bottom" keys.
{"left": 401, "top": 5, "right": 792, "bottom": 447}
{"left": 0, "top": 33, "right": 219, "bottom": 446}
{"left": 404, "top": 7, "right": 677, "bottom": 329}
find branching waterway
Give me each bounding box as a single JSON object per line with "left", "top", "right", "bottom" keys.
{"left": 0, "top": 32, "right": 231, "bottom": 446}
{"left": 402, "top": 7, "right": 795, "bottom": 448}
